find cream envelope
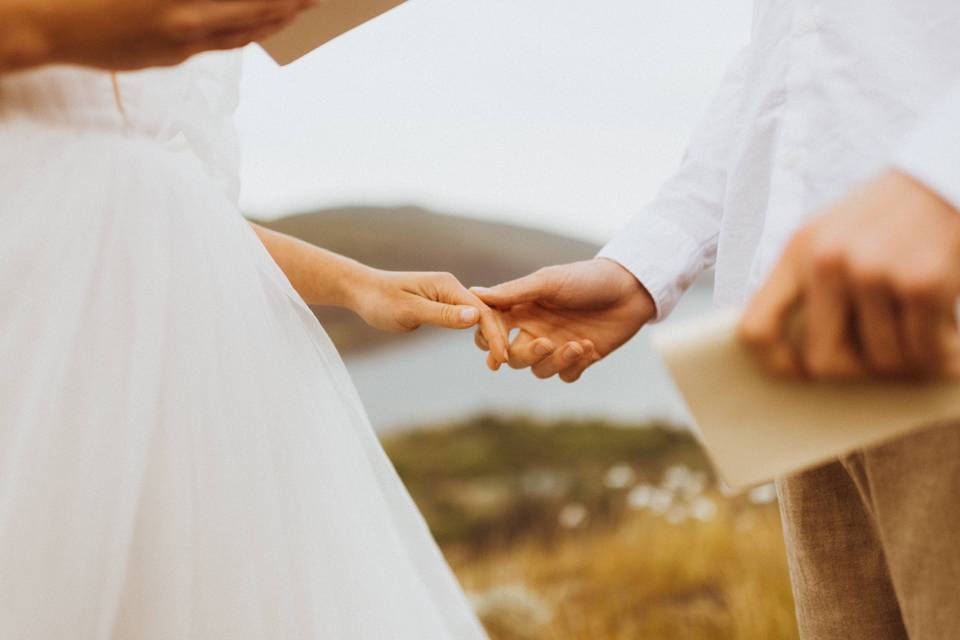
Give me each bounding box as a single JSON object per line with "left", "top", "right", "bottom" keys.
{"left": 259, "top": 0, "right": 406, "bottom": 66}
{"left": 652, "top": 309, "right": 960, "bottom": 490}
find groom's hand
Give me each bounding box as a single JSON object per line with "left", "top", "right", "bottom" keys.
{"left": 740, "top": 170, "right": 960, "bottom": 379}
{"left": 472, "top": 259, "right": 656, "bottom": 382}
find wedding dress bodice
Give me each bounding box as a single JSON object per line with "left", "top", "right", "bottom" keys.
{"left": 0, "top": 52, "right": 242, "bottom": 200}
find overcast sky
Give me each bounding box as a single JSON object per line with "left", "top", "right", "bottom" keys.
{"left": 237, "top": 0, "right": 752, "bottom": 243}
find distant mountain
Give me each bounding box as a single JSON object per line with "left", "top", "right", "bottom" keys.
{"left": 256, "top": 206, "right": 600, "bottom": 353}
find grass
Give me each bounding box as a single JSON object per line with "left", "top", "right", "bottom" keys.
{"left": 382, "top": 416, "right": 799, "bottom": 640}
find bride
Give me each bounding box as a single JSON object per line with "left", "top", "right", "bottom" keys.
{"left": 0, "top": 1, "right": 509, "bottom": 637}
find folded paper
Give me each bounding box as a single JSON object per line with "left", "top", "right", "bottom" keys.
{"left": 259, "top": 0, "right": 406, "bottom": 66}
{"left": 652, "top": 309, "right": 960, "bottom": 490}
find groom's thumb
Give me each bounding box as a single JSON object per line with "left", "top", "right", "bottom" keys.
{"left": 472, "top": 271, "right": 551, "bottom": 308}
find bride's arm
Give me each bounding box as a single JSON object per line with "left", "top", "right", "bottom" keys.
{"left": 251, "top": 223, "right": 511, "bottom": 365}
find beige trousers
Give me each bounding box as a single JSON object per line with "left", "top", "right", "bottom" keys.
{"left": 777, "top": 422, "right": 960, "bottom": 640}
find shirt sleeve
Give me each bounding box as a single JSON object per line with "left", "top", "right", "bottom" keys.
{"left": 894, "top": 85, "right": 960, "bottom": 212}
{"left": 598, "top": 48, "right": 753, "bottom": 321}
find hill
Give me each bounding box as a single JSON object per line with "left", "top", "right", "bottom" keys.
{"left": 257, "top": 206, "right": 600, "bottom": 352}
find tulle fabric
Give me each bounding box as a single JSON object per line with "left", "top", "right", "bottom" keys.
{"left": 0, "top": 53, "right": 486, "bottom": 639}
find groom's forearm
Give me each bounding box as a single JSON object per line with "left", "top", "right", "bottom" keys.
{"left": 250, "top": 222, "right": 375, "bottom": 310}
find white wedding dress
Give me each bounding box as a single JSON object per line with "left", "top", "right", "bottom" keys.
{"left": 0, "top": 52, "right": 486, "bottom": 639}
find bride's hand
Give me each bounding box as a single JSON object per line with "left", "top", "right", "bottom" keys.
{"left": 351, "top": 270, "right": 511, "bottom": 367}
{"left": 1, "top": 0, "right": 313, "bottom": 72}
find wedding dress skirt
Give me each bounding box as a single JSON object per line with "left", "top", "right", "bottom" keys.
{"left": 0, "top": 53, "right": 486, "bottom": 639}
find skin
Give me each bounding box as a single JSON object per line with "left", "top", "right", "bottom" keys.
{"left": 252, "top": 223, "right": 510, "bottom": 364}
{"left": 0, "top": 3, "right": 509, "bottom": 359}
{"left": 475, "top": 170, "right": 960, "bottom": 383}
{"left": 0, "top": 0, "right": 314, "bottom": 72}
{"left": 739, "top": 170, "right": 960, "bottom": 380}
{"left": 472, "top": 258, "right": 656, "bottom": 382}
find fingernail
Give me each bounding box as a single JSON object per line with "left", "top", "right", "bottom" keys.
{"left": 563, "top": 344, "right": 583, "bottom": 362}
{"left": 460, "top": 307, "right": 479, "bottom": 323}
{"left": 533, "top": 341, "right": 553, "bottom": 356}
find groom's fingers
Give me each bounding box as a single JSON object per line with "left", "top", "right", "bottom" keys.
{"left": 507, "top": 332, "right": 556, "bottom": 369}
{"left": 560, "top": 341, "right": 598, "bottom": 383}
{"left": 531, "top": 340, "right": 586, "bottom": 379}
{"left": 471, "top": 269, "right": 554, "bottom": 309}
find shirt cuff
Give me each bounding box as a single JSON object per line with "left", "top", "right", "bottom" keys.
{"left": 894, "top": 86, "right": 960, "bottom": 212}
{"left": 597, "top": 215, "right": 704, "bottom": 322}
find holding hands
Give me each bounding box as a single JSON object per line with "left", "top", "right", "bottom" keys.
{"left": 470, "top": 171, "right": 960, "bottom": 385}
{"left": 250, "top": 223, "right": 511, "bottom": 366}
{"left": 349, "top": 268, "right": 510, "bottom": 364}
{"left": 472, "top": 259, "right": 656, "bottom": 382}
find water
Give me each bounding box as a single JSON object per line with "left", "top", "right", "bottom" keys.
{"left": 343, "top": 280, "right": 714, "bottom": 434}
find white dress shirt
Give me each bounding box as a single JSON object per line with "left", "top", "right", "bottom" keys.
{"left": 599, "top": 0, "right": 960, "bottom": 320}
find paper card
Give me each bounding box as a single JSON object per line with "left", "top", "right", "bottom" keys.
{"left": 652, "top": 309, "right": 960, "bottom": 490}
{"left": 259, "top": 0, "right": 406, "bottom": 66}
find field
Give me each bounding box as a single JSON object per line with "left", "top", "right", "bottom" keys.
{"left": 383, "top": 416, "right": 799, "bottom": 640}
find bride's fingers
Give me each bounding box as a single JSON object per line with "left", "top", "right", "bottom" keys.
{"left": 422, "top": 273, "right": 510, "bottom": 363}
{"left": 474, "top": 327, "right": 490, "bottom": 351}
{"left": 476, "top": 305, "right": 510, "bottom": 366}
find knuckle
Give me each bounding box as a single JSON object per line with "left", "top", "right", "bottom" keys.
{"left": 898, "top": 271, "right": 946, "bottom": 304}
{"left": 166, "top": 8, "right": 206, "bottom": 36}
{"left": 437, "top": 271, "right": 459, "bottom": 285}
{"left": 532, "top": 367, "right": 553, "bottom": 380}
{"left": 804, "top": 353, "right": 849, "bottom": 380}
{"left": 440, "top": 306, "right": 458, "bottom": 325}
{"left": 810, "top": 243, "right": 846, "bottom": 277}
{"left": 533, "top": 266, "right": 562, "bottom": 290}
{"left": 395, "top": 307, "right": 419, "bottom": 330}
{"left": 851, "top": 265, "right": 888, "bottom": 291}
{"left": 737, "top": 317, "right": 775, "bottom": 348}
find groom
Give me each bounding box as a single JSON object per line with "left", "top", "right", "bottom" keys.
{"left": 472, "top": 2, "right": 960, "bottom": 639}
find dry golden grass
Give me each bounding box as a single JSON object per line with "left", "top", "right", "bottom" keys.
{"left": 384, "top": 417, "right": 799, "bottom": 640}
{"left": 447, "top": 500, "right": 797, "bottom": 640}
